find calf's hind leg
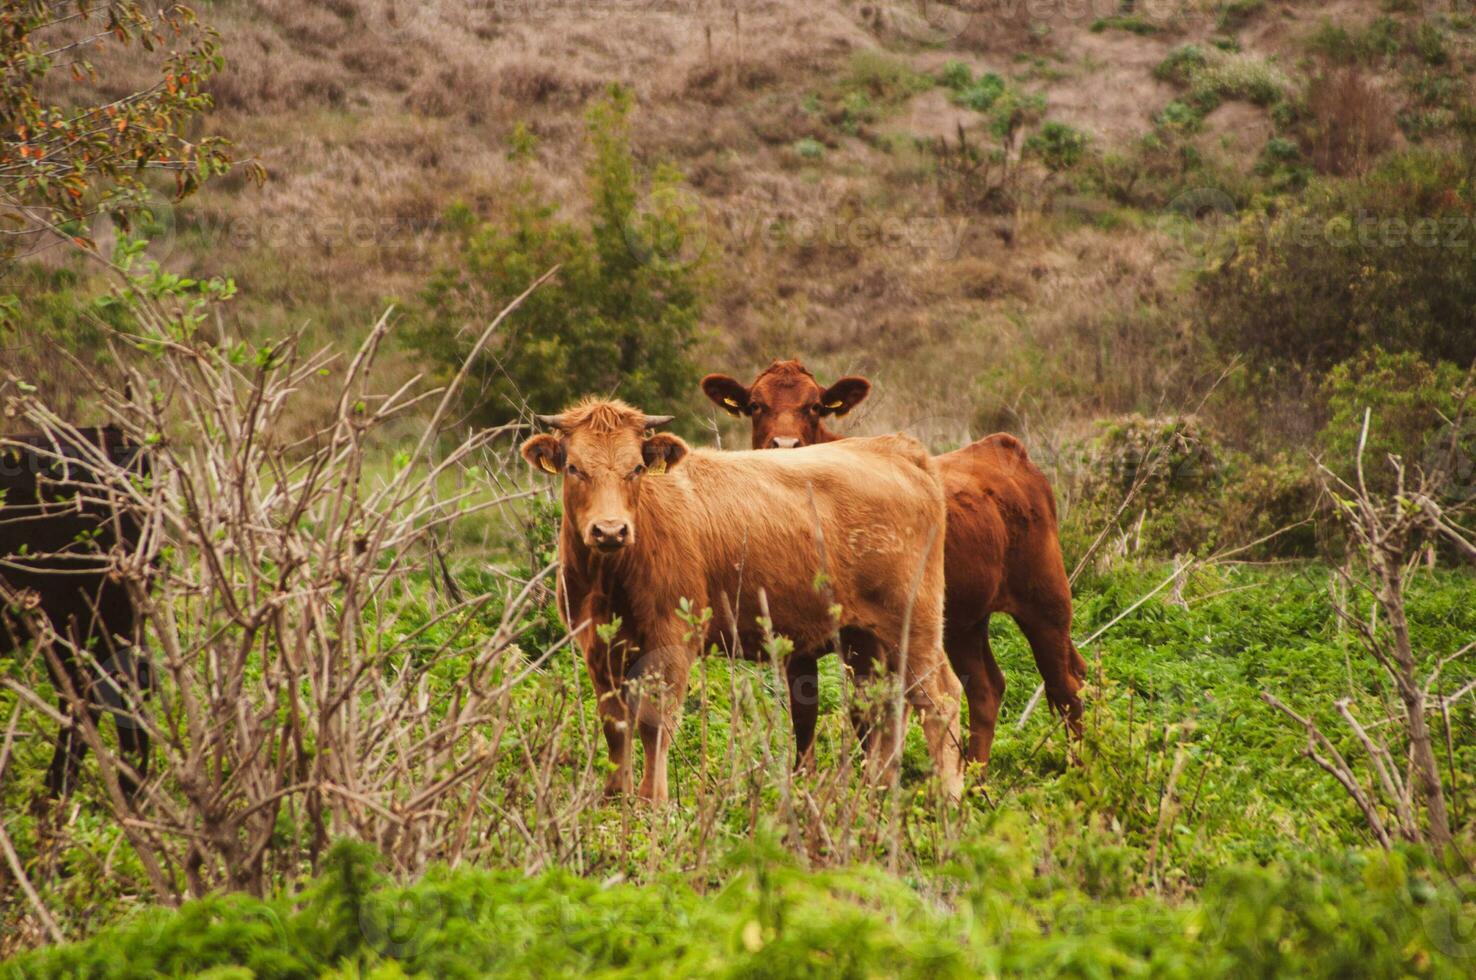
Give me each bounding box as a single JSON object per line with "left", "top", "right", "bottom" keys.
{"left": 44, "top": 698, "right": 98, "bottom": 799}
{"left": 904, "top": 648, "right": 964, "bottom": 802}
{"left": 947, "top": 617, "right": 1006, "bottom": 770}
{"left": 866, "top": 622, "right": 964, "bottom": 802}
{"left": 785, "top": 653, "right": 822, "bottom": 770}
{"left": 1012, "top": 602, "right": 1085, "bottom": 736}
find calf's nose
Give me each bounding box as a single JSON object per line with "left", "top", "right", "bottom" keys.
{"left": 770, "top": 437, "right": 801, "bottom": 449}
{"left": 590, "top": 520, "right": 630, "bottom": 549}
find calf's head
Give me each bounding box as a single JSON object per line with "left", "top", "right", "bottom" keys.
{"left": 701, "top": 359, "right": 870, "bottom": 449}
{"left": 521, "top": 399, "right": 689, "bottom": 553}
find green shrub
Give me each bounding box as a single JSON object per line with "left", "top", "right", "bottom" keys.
{"left": 1318, "top": 347, "right": 1472, "bottom": 497}
{"left": 1216, "top": 0, "right": 1265, "bottom": 32}
{"left": 1154, "top": 45, "right": 1210, "bottom": 85}
{"left": 1305, "top": 21, "right": 1360, "bottom": 64}
{"left": 1076, "top": 415, "right": 1325, "bottom": 557}
{"left": 1157, "top": 100, "right": 1203, "bottom": 135}
{"left": 843, "top": 50, "right": 931, "bottom": 104}
{"left": 405, "top": 86, "right": 705, "bottom": 426}
{"left": 793, "top": 137, "right": 825, "bottom": 159}
{"left": 1412, "top": 22, "right": 1450, "bottom": 65}
{"left": 1257, "top": 136, "right": 1301, "bottom": 171}
{"left": 985, "top": 89, "right": 1047, "bottom": 142}
{"left": 952, "top": 72, "right": 1007, "bottom": 113}
{"left": 936, "top": 59, "right": 972, "bottom": 92}
{"left": 1198, "top": 150, "right": 1476, "bottom": 373}
{"left": 1190, "top": 53, "right": 1287, "bottom": 109}
{"left": 1026, "top": 121, "right": 1091, "bottom": 172}
{"left": 1255, "top": 136, "right": 1310, "bottom": 190}
{"left": 8, "top": 834, "right": 1473, "bottom": 979}
{"left": 1157, "top": 45, "right": 1287, "bottom": 111}
{"left": 1090, "top": 15, "right": 1160, "bottom": 36}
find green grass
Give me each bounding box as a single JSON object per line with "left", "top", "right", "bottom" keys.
{"left": 1090, "top": 15, "right": 1161, "bottom": 37}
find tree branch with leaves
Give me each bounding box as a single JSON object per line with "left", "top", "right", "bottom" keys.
{"left": 1, "top": 1, "right": 252, "bottom": 267}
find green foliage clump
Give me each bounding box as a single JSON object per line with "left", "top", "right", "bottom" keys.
{"left": 1156, "top": 45, "right": 1286, "bottom": 112}
{"left": 1307, "top": 14, "right": 1452, "bottom": 68}
{"left": 842, "top": 50, "right": 931, "bottom": 105}
{"left": 1216, "top": 0, "right": 1265, "bottom": 32}
{"left": 1076, "top": 415, "right": 1321, "bottom": 557}
{"left": 1087, "top": 414, "right": 1224, "bottom": 502}
{"left": 1089, "top": 15, "right": 1161, "bottom": 36}
{"left": 952, "top": 72, "right": 1008, "bottom": 113}
{"left": 405, "top": 86, "right": 706, "bottom": 426}
{"left": 1026, "top": 122, "right": 1091, "bottom": 172}
{"left": 8, "top": 829, "right": 1474, "bottom": 979}
{"left": 1157, "top": 100, "right": 1204, "bottom": 135}
{"left": 1255, "top": 136, "right": 1309, "bottom": 191}
{"left": 792, "top": 137, "right": 825, "bottom": 160}
{"left": 1318, "top": 347, "right": 1472, "bottom": 496}
{"left": 935, "top": 60, "right": 973, "bottom": 92}
{"left": 1198, "top": 150, "right": 1476, "bottom": 373}
{"left": 1155, "top": 45, "right": 1211, "bottom": 86}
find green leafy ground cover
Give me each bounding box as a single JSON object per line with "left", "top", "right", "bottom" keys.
{"left": 4, "top": 562, "right": 1473, "bottom": 975}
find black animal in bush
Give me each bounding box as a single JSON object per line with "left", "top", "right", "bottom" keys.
{"left": 0, "top": 426, "right": 152, "bottom": 800}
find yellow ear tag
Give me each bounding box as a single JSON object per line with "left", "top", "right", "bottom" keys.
{"left": 649, "top": 457, "right": 667, "bottom": 475}
{"left": 538, "top": 456, "right": 558, "bottom": 475}
{"left": 826, "top": 399, "right": 845, "bottom": 410}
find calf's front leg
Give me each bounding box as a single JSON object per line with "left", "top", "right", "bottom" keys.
{"left": 628, "top": 623, "right": 693, "bottom": 804}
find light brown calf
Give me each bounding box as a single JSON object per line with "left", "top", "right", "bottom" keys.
{"left": 703, "top": 361, "right": 1087, "bottom": 768}
{"left": 521, "top": 398, "right": 963, "bottom": 803}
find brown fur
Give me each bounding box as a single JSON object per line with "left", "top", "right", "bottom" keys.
{"left": 702, "top": 363, "right": 1087, "bottom": 768}
{"left": 522, "top": 398, "right": 963, "bottom": 803}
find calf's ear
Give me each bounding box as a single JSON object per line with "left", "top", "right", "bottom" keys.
{"left": 520, "top": 434, "right": 564, "bottom": 476}
{"left": 819, "top": 376, "right": 871, "bottom": 417}
{"left": 642, "top": 433, "right": 690, "bottom": 474}
{"left": 701, "top": 374, "right": 751, "bottom": 417}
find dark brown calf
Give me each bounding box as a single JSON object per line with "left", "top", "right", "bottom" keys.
{"left": 703, "top": 360, "right": 1086, "bottom": 767}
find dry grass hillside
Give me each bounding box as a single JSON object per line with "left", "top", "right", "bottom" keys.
{"left": 17, "top": 1, "right": 1476, "bottom": 456}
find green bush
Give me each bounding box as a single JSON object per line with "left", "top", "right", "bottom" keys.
{"left": 1318, "top": 347, "right": 1472, "bottom": 496}
{"left": 1076, "top": 415, "right": 1323, "bottom": 557}
{"left": 1157, "top": 100, "right": 1204, "bottom": 135}
{"left": 1198, "top": 150, "right": 1476, "bottom": 373}
{"left": 952, "top": 72, "right": 1007, "bottom": 113}
{"left": 792, "top": 137, "right": 825, "bottom": 159}
{"left": 1155, "top": 45, "right": 1210, "bottom": 85}
{"left": 1026, "top": 122, "right": 1090, "bottom": 172}
{"left": 1089, "top": 15, "right": 1160, "bottom": 36}
{"left": 936, "top": 60, "right": 972, "bottom": 92}
{"left": 1156, "top": 45, "right": 1287, "bottom": 112}
{"left": 842, "top": 50, "right": 931, "bottom": 104}
{"left": 404, "top": 86, "right": 706, "bottom": 426}
{"left": 7, "top": 833, "right": 1473, "bottom": 979}
{"left": 1216, "top": 0, "right": 1265, "bottom": 32}
{"left": 1255, "top": 136, "right": 1309, "bottom": 190}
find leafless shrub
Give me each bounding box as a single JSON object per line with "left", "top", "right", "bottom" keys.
{"left": 1305, "top": 68, "right": 1397, "bottom": 177}
{"left": 0, "top": 270, "right": 566, "bottom": 901}
{"left": 0, "top": 266, "right": 975, "bottom": 934}
{"left": 495, "top": 60, "right": 601, "bottom": 107}
{"left": 1264, "top": 400, "right": 1476, "bottom": 854}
